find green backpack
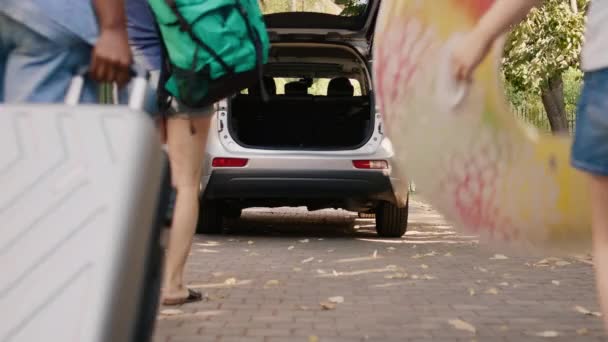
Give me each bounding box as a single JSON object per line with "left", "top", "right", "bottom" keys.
{"left": 148, "top": 0, "right": 270, "bottom": 108}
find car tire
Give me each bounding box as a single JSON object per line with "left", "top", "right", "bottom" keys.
{"left": 375, "top": 200, "right": 409, "bottom": 238}
{"left": 196, "top": 200, "right": 223, "bottom": 234}
{"left": 224, "top": 207, "right": 242, "bottom": 219}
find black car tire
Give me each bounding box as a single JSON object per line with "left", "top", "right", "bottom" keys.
{"left": 196, "top": 200, "right": 223, "bottom": 234}
{"left": 375, "top": 200, "right": 409, "bottom": 238}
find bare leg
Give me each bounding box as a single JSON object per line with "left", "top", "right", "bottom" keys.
{"left": 162, "top": 115, "right": 211, "bottom": 302}
{"left": 589, "top": 174, "right": 608, "bottom": 331}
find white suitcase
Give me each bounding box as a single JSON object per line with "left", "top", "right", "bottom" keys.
{"left": 0, "top": 73, "right": 169, "bottom": 342}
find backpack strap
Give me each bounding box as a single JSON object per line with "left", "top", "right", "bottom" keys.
{"left": 164, "top": 0, "right": 235, "bottom": 74}
{"left": 234, "top": 0, "right": 269, "bottom": 102}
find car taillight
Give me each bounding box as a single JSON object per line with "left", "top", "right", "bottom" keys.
{"left": 353, "top": 160, "right": 389, "bottom": 170}
{"left": 212, "top": 157, "right": 249, "bottom": 167}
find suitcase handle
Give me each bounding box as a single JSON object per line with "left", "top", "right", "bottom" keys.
{"left": 65, "top": 65, "right": 150, "bottom": 111}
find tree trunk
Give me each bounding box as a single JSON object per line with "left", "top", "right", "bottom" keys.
{"left": 570, "top": 0, "right": 578, "bottom": 13}
{"left": 541, "top": 73, "right": 570, "bottom": 134}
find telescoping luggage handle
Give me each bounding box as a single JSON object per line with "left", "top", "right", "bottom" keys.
{"left": 65, "top": 65, "right": 150, "bottom": 111}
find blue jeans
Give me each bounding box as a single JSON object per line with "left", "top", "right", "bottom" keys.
{"left": 572, "top": 68, "right": 608, "bottom": 176}
{"left": 0, "top": 13, "right": 97, "bottom": 103}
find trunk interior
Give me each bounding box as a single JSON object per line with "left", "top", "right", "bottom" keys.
{"left": 229, "top": 93, "right": 373, "bottom": 150}
{"left": 228, "top": 43, "right": 374, "bottom": 151}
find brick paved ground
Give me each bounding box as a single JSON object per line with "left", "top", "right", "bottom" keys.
{"left": 154, "top": 200, "right": 605, "bottom": 342}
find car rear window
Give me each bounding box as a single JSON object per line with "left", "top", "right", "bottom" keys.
{"left": 261, "top": 0, "right": 369, "bottom": 17}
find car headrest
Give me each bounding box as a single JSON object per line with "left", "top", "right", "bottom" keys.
{"left": 327, "top": 77, "right": 354, "bottom": 97}
{"left": 285, "top": 81, "right": 309, "bottom": 96}
{"left": 249, "top": 76, "right": 276, "bottom": 96}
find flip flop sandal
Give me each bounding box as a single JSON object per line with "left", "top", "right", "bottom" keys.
{"left": 162, "top": 288, "right": 203, "bottom": 306}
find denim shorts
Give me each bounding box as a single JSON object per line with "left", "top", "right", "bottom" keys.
{"left": 572, "top": 68, "right": 608, "bottom": 176}
{"left": 131, "top": 51, "right": 214, "bottom": 118}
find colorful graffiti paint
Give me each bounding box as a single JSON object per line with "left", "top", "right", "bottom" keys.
{"left": 374, "top": 0, "right": 591, "bottom": 252}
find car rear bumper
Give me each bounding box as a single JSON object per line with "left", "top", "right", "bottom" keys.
{"left": 203, "top": 169, "right": 401, "bottom": 204}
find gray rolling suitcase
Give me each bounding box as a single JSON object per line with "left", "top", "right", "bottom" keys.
{"left": 0, "top": 72, "right": 169, "bottom": 342}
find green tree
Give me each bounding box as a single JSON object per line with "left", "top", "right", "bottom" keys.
{"left": 502, "top": 0, "right": 588, "bottom": 133}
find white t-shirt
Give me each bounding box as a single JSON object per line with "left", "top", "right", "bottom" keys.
{"left": 582, "top": 1, "right": 608, "bottom": 71}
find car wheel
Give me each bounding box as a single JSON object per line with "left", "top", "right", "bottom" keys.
{"left": 224, "top": 207, "right": 242, "bottom": 219}
{"left": 358, "top": 212, "right": 375, "bottom": 219}
{"left": 375, "top": 200, "right": 409, "bottom": 238}
{"left": 197, "top": 200, "right": 223, "bottom": 234}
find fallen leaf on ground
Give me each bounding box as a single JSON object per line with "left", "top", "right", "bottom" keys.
{"left": 552, "top": 280, "right": 560, "bottom": 286}
{"left": 412, "top": 275, "right": 420, "bottom": 279}
{"left": 534, "top": 257, "right": 562, "bottom": 267}
{"left": 293, "top": 267, "right": 302, "bottom": 272}
{"left": 309, "top": 335, "right": 319, "bottom": 342}
{"left": 499, "top": 282, "right": 509, "bottom": 287}
{"left": 444, "top": 252, "right": 453, "bottom": 257}
{"left": 298, "top": 305, "right": 310, "bottom": 310}
{"left": 327, "top": 249, "right": 335, "bottom": 253}
{"left": 301, "top": 257, "right": 315, "bottom": 263}
{"left": 224, "top": 278, "right": 237, "bottom": 285}
{"left": 476, "top": 267, "right": 488, "bottom": 273}
{"left": 249, "top": 252, "right": 259, "bottom": 256}
{"left": 160, "top": 309, "right": 183, "bottom": 316}
{"left": 577, "top": 328, "right": 588, "bottom": 335}
{"left": 320, "top": 302, "right": 336, "bottom": 310}
{"left": 491, "top": 254, "right": 509, "bottom": 260}
{"left": 243, "top": 249, "right": 250, "bottom": 252}
{"left": 318, "top": 238, "right": 324, "bottom": 241}
{"left": 555, "top": 261, "right": 571, "bottom": 267}
{"left": 328, "top": 296, "right": 344, "bottom": 304}
{"left": 385, "top": 272, "right": 408, "bottom": 279}
{"left": 574, "top": 305, "right": 602, "bottom": 317}
{"left": 332, "top": 270, "right": 339, "bottom": 276}
{"left": 499, "top": 325, "right": 509, "bottom": 332}
{"left": 197, "top": 249, "right": 219, "bottom": 253}
{"left": 387, "top": 247, "right": 396, "bottom": 251}
{"left": 485, "top": 287, "right": 499, "bottom": 295}
{"left": 412, "top": 254, "right": 422, "bottom": 259}
{"left": 317, "top": 259, "right": 323, "bottom": 263}
{"left": 247, "top": 241, "right": 254, "bottom": 245}
{"left": 422, "top": 274, "right": 436, "bottom": 280}
{"left": 212, "top": 272, "right": 223, "bottom": 277}
{"left": 287, "top": 246, "right": 295, "bottom": 250}
{"left": 448, "top": 319, "right": 476, "bottom": 334}
{"left": 316, "top": 269, "right": 327, "bottom": 274}
{"left": 299, "top": 239, "right": 310, "bottom": 243}
{"left": 420, "top": 264, "right": 429, "bottom": 269}
{"left": 372, "top": 250, "right": 378, "bottom": 258}
{"left": 468, "top": 288, "right": 476, "bottom": 296}
{"left": 386, "top": 265, "right": 398, "bottom": 271}
{"left": 425, "top": 251, "right": 438, "bottom": 257}
{"left": 534, "top": 331, "right": 559, "bottom": 338}
{"left": 264, "top": 280, "right": 280, "bottom": 288}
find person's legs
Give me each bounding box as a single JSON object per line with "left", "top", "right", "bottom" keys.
{"left": 0, "top": 13, "right": 95, "bottom": 103}
{"left": 162, "top": 108, "right": 213, "bottom": 304}
{"left": 589, "top": 176, "right": 608, "bottom": 330}
{"left": 571, "top": 68, "right": 608, "bottom": 330}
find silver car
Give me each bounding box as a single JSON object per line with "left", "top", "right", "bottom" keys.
{"left": 198, "top": 0, "right": 409, "bottom": 237}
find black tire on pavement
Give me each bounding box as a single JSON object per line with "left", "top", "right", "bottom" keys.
{"left": 196, "top": 200, "right": 223, "bottom": 234}
{"left": 375, "top": 200, "right": 409, "bottom": 238}
{"left": 224, "top": 207, "right": 243, "bottom": 219}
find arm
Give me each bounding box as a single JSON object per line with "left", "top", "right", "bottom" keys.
{"left": 452, "top": 0, "right": 542, "bottom": 81}
{"left": 90, "top": 0, "right": 132, "bottom": 86}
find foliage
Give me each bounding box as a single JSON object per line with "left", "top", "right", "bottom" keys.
{"left": 502, "top": 0, "right": 587, "bottom": 95}
{"left": 335, "top": 0, "right": 367, "bottom": 16}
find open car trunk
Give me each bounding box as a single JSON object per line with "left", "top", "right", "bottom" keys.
{"left": 229, "top": 94, "right": 373, "bottom": 150}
